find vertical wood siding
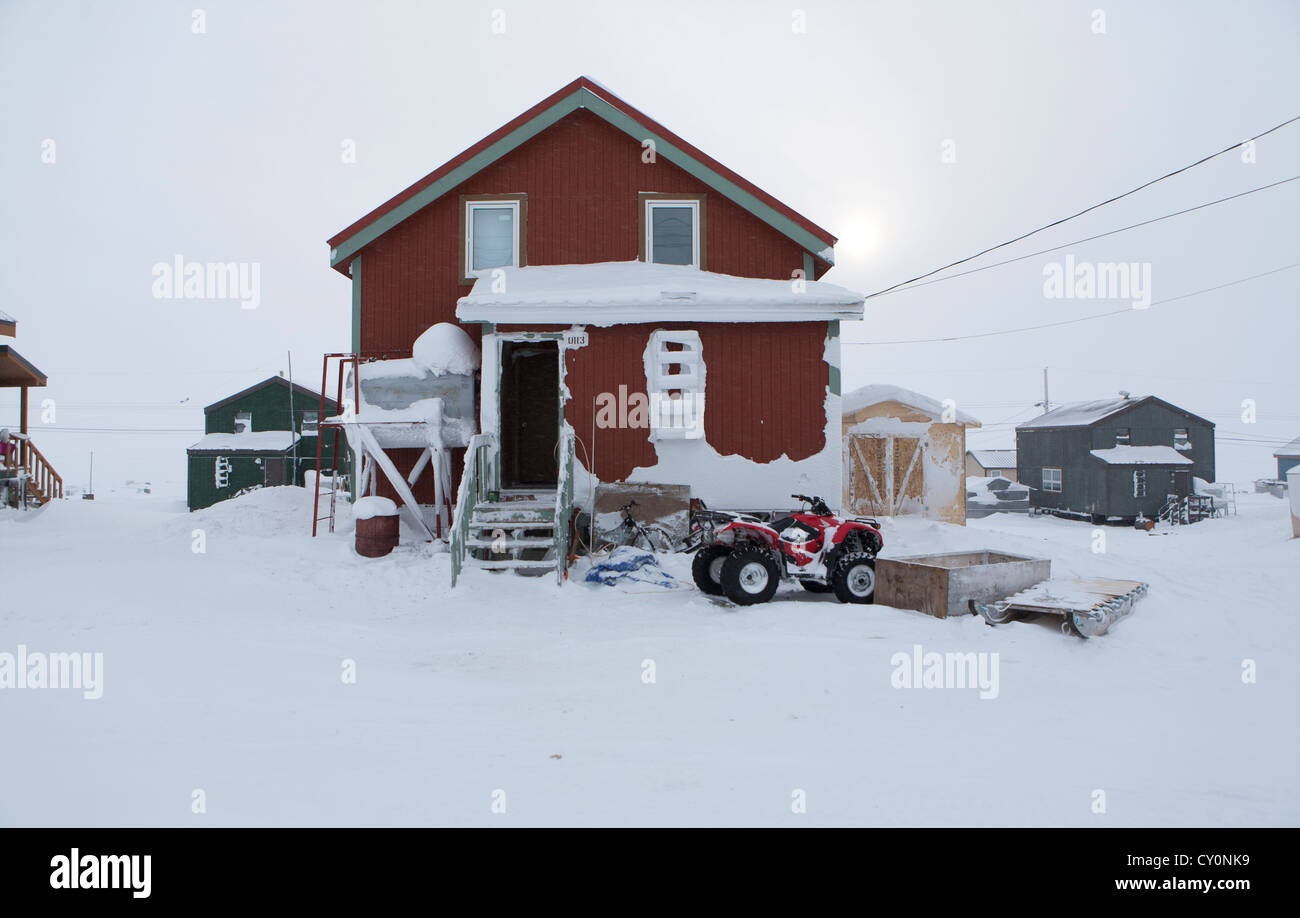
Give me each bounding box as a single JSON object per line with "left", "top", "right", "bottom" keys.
{"left": 505, "top": 321, "right": 829, "bottom": 482}
{"left": 359, "top": 109, "right": 812, "bottom": 354}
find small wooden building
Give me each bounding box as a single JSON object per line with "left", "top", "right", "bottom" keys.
{"left": 842, "top": 384, "right": 981, "bottom": 525}
{"left": 187, "top": 376, "right": 346, "bottom": 510}
{"left": 1016, "top": 395, "right": 1215, "bottom": 521}
{"left": 965, "top": 449, "right": 1017, "bottom": 481}
{"left": 0, "top": 310, "right": 61, "bottom": 506}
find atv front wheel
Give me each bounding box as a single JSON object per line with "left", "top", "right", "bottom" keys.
{"left": 720, "top": 546, "right": 780, "bottom": 605}
{"left": 831, "top": 552, "right": 876, "bottom": 604}
{"left": 691, "top": 545, "right": 730, "bottom": 595}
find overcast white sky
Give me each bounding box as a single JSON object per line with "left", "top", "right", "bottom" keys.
{"left": 2, "top": 0, "right": 1297, "bottom": 492}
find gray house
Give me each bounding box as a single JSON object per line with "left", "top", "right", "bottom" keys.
{"left": 1016, "top": 395, "right": 1215, "bottom": 521}
{"left": 1275, "top": 436, "right": 1300, "bottom": 479}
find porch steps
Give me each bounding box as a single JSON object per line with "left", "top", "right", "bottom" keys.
{"left": 462, "top": 492, "right": 561, "bottom": 575}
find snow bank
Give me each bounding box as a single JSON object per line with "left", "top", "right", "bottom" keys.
{"left": 412, "top": 323, "right": 480, "bottom": 377}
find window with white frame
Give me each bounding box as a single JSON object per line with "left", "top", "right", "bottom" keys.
{"left": 1133, "top": 469, "right": 1147, "bottom": 497}
{"left": 643, "top": 330, "right": 705, "bottom": 439}
{"left": 1042, "top": 467, "right": 1062, "bottom": 492}
{"left": 465, "top": 200, "right": 521, "bottom": 275}
{"left": 301, "top": 411, "right": 319, "bottom": 434}
{"left": 1114, "top": 427, "right": 1130, "bottom": 445}
{"left": 645, "top": 199, "right": 700, "bottom": 267}
{"left": 233, "top": 411, "right": 252, "bottom": 434}
{"left": 1173, "top": 427, "right": 1190, "bottom": 449}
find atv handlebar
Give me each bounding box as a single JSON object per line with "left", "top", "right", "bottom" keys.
{"left": 791, "top": 494, "right": 832, "bottom": 515}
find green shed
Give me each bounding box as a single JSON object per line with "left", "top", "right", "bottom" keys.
{"left": 187, "top": 376, "right": 349, "bottom": 511}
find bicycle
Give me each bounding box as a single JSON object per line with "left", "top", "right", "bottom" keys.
{"left": 581, "top": 500, "right": 675, "bottom": 554}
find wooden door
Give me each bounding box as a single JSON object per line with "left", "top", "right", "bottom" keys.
{"left": 849, "top": 434, "right": 925, "bottom": 517}
{"left": 500, "top": 340, "right": 559, "bottom": 487}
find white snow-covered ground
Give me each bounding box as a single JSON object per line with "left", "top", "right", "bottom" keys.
{"left": 1, "top": 485, "right": 1296, "bottom": 827}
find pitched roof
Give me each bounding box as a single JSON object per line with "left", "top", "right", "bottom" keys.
{"left": 0, "top": 345, "right": 46, "bottom": 387}
{"left": 1089, "top": 446, "right": 1194, "bottom": 466}
{"left": 1017, "top": 395, "right": 1212, "bottom": 430}
{"left": 0, "top": 310, "right": 15, "bottom": 338}
{"left": 455, "top": 261, "right": 864, "bottom": 325}
{"left": 969, "top": 449, "right": 1016, "bottom": 467}
{"left": 842, "top": 383, "right": 982, "bottom": 426}
{"left": 327, "top": 76, "right": 837, "bottom": 274}
{"left": 204, "top": 376, "right": 335, "bottom": 414}
{"left": 1274, "top": 435, "right": 1300, "bottom": 458}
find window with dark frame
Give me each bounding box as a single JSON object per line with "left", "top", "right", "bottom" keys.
{"left": 1043, "top": 467, "right": 1062, "bottom": 492}
{"left": 1115, "top": 427, "right": 1130, "bottom": 445}
{"left": 1134, "top": 469, "right": 1147, "bottom": 497}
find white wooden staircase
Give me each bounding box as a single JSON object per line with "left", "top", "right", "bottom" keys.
{"left": 449, "top": 429, "right": 575, "bottom": 585}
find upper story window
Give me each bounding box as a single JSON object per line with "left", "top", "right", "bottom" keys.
{"left": 1174, "top": 427, "right": 1190, "bottom": 449}
{"left": 301, "top": 411, "right": 319, "bottom": 435}
{"left": 640, "top": 193, "right": 704, "bottom": 269}
{"left": 461, "top": 195, "right": 526, "bottom": 282}
{"left": 1114, "top": 427, "right": 1130, "bottom": 445}
{"left": 233, "top": 411, "right": 252, "bottom": 434}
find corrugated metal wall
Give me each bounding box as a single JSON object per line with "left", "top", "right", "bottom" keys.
{"left": 359, "top": 109, "right": 814, "bottom": 354}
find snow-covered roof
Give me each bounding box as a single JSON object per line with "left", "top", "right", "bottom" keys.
{"left": 1274, "top": 435, "right": 1300, "bottom": 458}
{"left": 455, "top": 261, "right": 865, "bottom": 325}
{"left": 188, "top": 431, "right": 300, "bottom": 452}
{"left": 1089, "top": 446, "right": 1194, "bottom": 466}
{"left": 1018, "top": 397, "right": 1139, "bottom": 429}
{"left": 969, "top": 449, "right": 1016, "bottom": 467}
{"left": 0, "top": 309, "right": 14, "bottom": 322}
{"left": 842, "top": 383, "right": 981, "bottom": 426}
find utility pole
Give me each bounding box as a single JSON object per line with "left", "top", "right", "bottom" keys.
{"left": 1034, "top": 367, "right": 1051, "bottom": 415}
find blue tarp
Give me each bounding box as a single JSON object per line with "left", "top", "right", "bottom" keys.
{"left": 583, "top": 546, "right": 683, "bottom": 589}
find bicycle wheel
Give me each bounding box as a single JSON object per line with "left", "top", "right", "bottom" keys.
{"left": 634, "top": 525, "right": 675, "bottom": 554}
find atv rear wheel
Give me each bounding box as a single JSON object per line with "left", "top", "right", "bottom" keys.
{"left": 720, "top": 546, "right": 780, "bottom": 605}
{"left": 799, "top": 580, "right": 832, "bottom": 593}
{"left": 831, "top": 552, "right": 875, "bottom": 604}
{"left": 691, "top": 545, "right": 730, "bottom": 596}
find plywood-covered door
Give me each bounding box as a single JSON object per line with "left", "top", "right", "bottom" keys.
{"left": 849, "top": 434, "right": 925, "bottom": 517}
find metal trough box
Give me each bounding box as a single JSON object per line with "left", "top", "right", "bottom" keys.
{"left": 876, "top": 550, "right": 1051, "bottom": 619}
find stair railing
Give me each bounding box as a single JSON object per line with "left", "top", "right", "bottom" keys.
{"left": 553, "top": 425, "right": 576, "bottom": 585}
{"left": 450, "top": 433, "right": 498, "bottom": 587}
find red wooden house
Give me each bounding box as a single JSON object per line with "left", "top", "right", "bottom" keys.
{"left": 322, "top": 77, "right": 864, "bottom": 581}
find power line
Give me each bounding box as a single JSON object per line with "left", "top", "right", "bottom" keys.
{"left": 868, "top": 175, "right": 1300, "bottom": 298}
{"left": 0, "top": 425, "right": 202, "bottom": 434}
{"left": 859, "top": 261, "right": 1300, "bottom": 345}
{"left": 865, "top": 113, "right": 1300, "bottom": 299}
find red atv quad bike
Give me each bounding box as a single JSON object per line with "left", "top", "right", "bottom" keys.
{"left": 692, "top": 494, "right": 883, "bottom": 605}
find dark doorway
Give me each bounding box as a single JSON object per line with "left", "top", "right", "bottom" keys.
{"left": 1171, "top": 469, "right": 1191, "bottom": 497}
{"left": 500, "top": 340, "right": 559, "bottom": 488}
{"left": 263, "top": 456, "right": 287, "bottom": 487}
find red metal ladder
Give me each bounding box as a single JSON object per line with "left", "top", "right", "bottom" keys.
{"left": 311, "top": 353, "right": 359, "bottom": 536}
